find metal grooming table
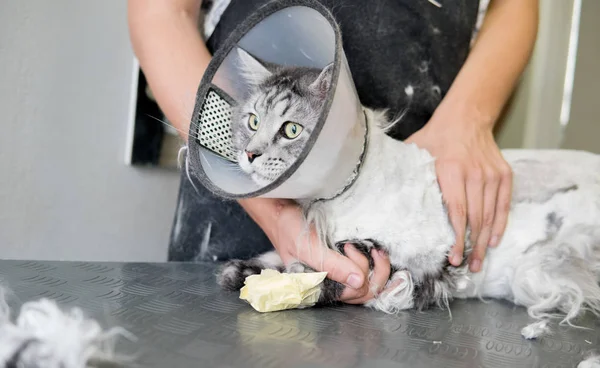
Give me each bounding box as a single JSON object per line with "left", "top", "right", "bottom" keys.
{"left": 0, "top": 260, "right": 597, "bottom": 367}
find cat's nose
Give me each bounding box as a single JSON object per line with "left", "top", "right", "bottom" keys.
{"left": 246, "top": 151, "right": 262, "bottom": 163}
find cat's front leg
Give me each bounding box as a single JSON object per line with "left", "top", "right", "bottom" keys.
{"left": 217, "top": 251, "right": 284, "bottom": 291}
{"left": 368, "top": 261, "right": 470, "bottom": 314}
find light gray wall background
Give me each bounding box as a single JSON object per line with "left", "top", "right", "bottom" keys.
{"left": 561, "top": 0, "right": 600, "bottom": 154}
{"left": 494, "top": 0, "right": 598, "bottom": 152}
{"left": 0, "top": 1, "right": 181, "bottom": 261}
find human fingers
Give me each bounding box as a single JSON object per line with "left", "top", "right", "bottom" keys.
{"left": 489, "top": 162, "right": 513, "bottom": 248}
{"left": 343, "top": 248, "right": 391, "bottom": 304}
{"left": 471, "top": 167, "right": 500, "bottom": 272}
{"left": 438, "top": 163, "right": 468, "bottom": 266}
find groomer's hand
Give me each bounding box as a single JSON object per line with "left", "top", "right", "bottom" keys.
{"left": 406, "top": 117, "right": 512, "bottom": 273}
{"left": 270, "top": 201, "right": 391, "bottom": 304}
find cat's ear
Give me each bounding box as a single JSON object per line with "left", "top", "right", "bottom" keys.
{"left": 309, "top": 62, "right": 334, "bottom": 98}
{"left": 236, "top": 47, "right": 272, "bottom": 86}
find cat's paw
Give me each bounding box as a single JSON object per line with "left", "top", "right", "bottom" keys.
{"left": 334, "top": 239, "right": 383, "bottom": 269}
{"left": 366, "top": 270, "right": 414, "bottom": 314}
{"left": 217, "top": 259, "right": 262, "bottom": 291}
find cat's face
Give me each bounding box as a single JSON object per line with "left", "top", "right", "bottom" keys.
{"left": 231, "top": 48, "right": 333, "bottom": 186}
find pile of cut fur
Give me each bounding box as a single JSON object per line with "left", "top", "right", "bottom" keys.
{"left": 0, "top": 287, "right": 131, "bottom": 368}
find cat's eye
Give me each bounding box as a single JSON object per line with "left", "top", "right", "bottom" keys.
{"left": 248, "top": 114, "right": 260, "bottom": 131}
{"left": 282, "top": 122, "right": 303, "bottom": 139}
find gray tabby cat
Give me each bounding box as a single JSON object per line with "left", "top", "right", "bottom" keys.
{"left": 218, "top": 48, "right": 600, "bottom": 341}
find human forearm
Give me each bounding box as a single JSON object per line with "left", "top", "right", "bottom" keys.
{"left": 432, "top": 0, "right": 539, "bottom": 129}
{"left": 128, "top": 1, "right": 292, "bottom": 251}
{"left": 128, "top": 1, "right": 276, "bottom": 249}
{"left": 127, "top": 0, "right": 211, "bottom": 137}
{"left": 238, "top": 198, "right": 294, "bottom": 245}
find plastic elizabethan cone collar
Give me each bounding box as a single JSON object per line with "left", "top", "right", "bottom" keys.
{"left": 187, "top": 0, "right": 366, "bottom": 200}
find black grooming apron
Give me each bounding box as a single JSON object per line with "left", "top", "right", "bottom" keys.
{"left": 168, "top": 0, "right": 480, "bottom": 262}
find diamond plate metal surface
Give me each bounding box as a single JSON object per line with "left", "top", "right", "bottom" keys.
{"left": 0, "top": 260, "right": 598, "bottom": 368}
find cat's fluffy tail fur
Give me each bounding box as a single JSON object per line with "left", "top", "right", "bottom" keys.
{"left": 512, "top": 226, "right": 600, "bottom": 328}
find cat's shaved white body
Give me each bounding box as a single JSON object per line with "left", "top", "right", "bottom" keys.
{"left": 313, "top": 109, "right": 600, "bottom": 324}
{"left": 215, "top": 49, "right": 600, "bottom": 342}
{"left": 313, "top": 110, "right": 454, "bottom": 281}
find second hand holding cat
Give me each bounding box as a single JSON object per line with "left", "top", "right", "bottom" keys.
{"left": 405, "top": 112, "right": 513, "bottom": 273}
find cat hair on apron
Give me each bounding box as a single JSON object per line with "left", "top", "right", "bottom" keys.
{"left": 168, "top": 0, "right": 481, "bottom": 262}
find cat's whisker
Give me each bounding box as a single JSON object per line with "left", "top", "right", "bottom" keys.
{"left": 188, "top": 120, "right": 202, "bottom": 130}
{"left": 175, "top": 91, "right": 199, "bottom": 126}
{"left": 383, "top": 107, "right": 408, "bottom": 133}
{"left": 144, "top": 114, "right": 196, "bottom": 139}
{"left": 144, "top": 114, "right": 212, "bottom": 144}
{"left": 184, "top": 152, "right": 203, "bottom": 196}
{"left": 222, "top": 164, "right": 244, "bottom": 173}
{"left": 199, "top": 151, "right": 214, "bottom": 172}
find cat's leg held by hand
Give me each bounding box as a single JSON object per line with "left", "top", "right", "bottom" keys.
{"left": 289, "top": 240, "right": 392, "bottom": 305}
